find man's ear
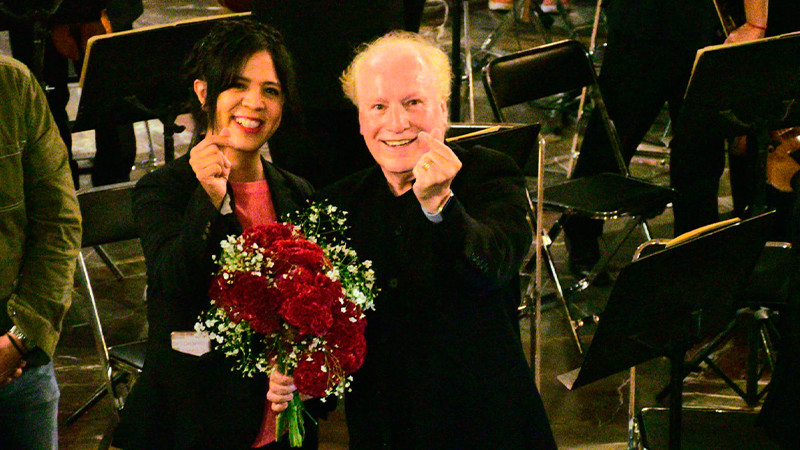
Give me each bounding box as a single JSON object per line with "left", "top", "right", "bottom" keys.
{"left": 194, "top": 79, "right": 208, "bottom": 107}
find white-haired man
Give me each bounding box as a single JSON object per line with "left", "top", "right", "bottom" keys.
{"left": 270, "top": 31, "right": 556, "bottom": 449}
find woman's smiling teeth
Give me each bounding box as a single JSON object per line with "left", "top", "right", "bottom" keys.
{"left": 383, "top": 137, "right": 416, "bottom": 147}
{"left": 234, "top": 116, "right": 263, "bottom": 130}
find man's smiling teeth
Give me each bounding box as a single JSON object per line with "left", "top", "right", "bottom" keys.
{"left": 384, "top": 138, "right": 415, "bottom": 147}
{"left": 234, "top": 117, "right": 262, "bottom": 129}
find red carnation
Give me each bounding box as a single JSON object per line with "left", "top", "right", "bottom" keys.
{"left": 327, "top": 299, "right": 367, "bottom": 372}
{"left": 279, "top": 293, "right": 333, "bottom": 336}
{"left": 209, "top": 273, "right": 233, "bottom": 306}
{"left": 269, "top": 239, "right": 326, "bottom": 274}
{"left": 213, "top": 272, "right": 282, "bottom": 334}
{"left": 331, "top": 298, "right": 366, "bottom": 330}
{"left": 294, "top": 352, "right": 337, "bottom": 398}
{"left": 277, "top": 269, "right": 343, "bottom": 336}
{"left": 241, "top": 223, "right": 297, "bottom": 250}
{"left": 328, "top": 322, "right": 367, "bottom": 373}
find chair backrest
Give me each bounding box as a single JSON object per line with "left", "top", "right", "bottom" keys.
{"left": 482, "top": 39, "right": 596, "bottom": 118}
{"left": 482, "top": 39, "right": 629, "bottom": 175}
{"left": 78, "top": 181, "right": 138, "bottom": 248}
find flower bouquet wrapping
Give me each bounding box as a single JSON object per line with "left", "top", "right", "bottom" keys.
{"left": 195, "top": 202, "right": 377, "bottom": 447}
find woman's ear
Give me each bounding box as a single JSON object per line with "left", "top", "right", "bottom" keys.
{"left": 193, "top": 79, "right": 208, "bottom": 108}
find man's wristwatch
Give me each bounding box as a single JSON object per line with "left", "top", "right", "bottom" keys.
{"left": 8, "top": 325, "right": 35, "bottom": 355}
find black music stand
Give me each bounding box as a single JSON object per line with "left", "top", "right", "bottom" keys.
{"left": 675, "top": 31, "right": 800, "bottom": 215}
{"left": 446, "top": 122, "right": 541, "bottom": 173}
{"left": 557, "top": 212, "right": 775, "bottom": 450}
{"left": 73, "top": 12, "right": 249, "bottom": 162}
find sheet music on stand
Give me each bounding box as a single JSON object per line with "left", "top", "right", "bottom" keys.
{"left": 73, "top": 12, "right": 250, "bottom": 162}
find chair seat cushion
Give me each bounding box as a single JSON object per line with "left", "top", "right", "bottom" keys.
{"left": 540, "top": 173, "right": 674, "bottom": 219}
{"left": 109, "top": 340, "right": 147, "bottom": 370}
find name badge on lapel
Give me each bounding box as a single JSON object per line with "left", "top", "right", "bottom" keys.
{"left": 170, "top": 331, "right": 211, "bottom": 357}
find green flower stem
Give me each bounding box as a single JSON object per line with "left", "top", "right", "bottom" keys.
{"left": 277, "top": 395, "right": 305, "bottom": 447}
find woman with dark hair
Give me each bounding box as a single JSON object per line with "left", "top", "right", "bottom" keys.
{"left": 113, "top": 19, "right": 320, "bottom": 449}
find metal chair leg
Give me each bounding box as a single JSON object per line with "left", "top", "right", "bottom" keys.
{"left": 542, "top": 235, "right": 584, "bottom": 353}
{"left": 551, "top": 216, "right": 652, "bottom": 353}
{"left": 462, "top": 0, "right": 476, "bottom": 122}
{"left": 94, "top": 245, "right": 125, "bottom": 281}
{"left": 65, "top": 382, "right": 108, "bottom": 425}
{"left": 65, "top": 370, "right": 127, "bottom": 425}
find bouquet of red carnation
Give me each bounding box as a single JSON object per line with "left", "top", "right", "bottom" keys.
{"left": 195, "top": 202, "right": 377, "bottom": 447}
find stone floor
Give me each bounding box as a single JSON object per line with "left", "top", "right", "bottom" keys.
{"left": 2, "top": 1, "right": 784, "bottom": 449}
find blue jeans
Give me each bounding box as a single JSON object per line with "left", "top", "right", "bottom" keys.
{"left": 0, "top": 362, "right": 60, "bottom": 449}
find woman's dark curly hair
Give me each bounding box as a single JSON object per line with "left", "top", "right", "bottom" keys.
{"left": 182, "top": 18, "right": 298, "bottom": 143}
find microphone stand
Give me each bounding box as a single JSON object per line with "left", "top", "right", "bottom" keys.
{"left": 450, "top": 0, "right": 463, "bottom": 122}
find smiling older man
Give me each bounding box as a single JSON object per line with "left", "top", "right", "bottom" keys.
{"left": 269, "top": 31, "right": 556, "bottom": 449}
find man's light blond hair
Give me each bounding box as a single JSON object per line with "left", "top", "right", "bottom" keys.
{"left": 341, "top": 31, "right": 453, "bottom": 107}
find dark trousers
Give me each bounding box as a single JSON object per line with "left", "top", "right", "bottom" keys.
{"left": 564, "top": 32, "right": 724, "bottom": 241}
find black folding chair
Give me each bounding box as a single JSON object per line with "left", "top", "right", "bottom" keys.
{"left": 66, "top": 182, "right": 146, "bottom": 425}
{"left": 482, "top": 39, "right": 675, "bottom": 352}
